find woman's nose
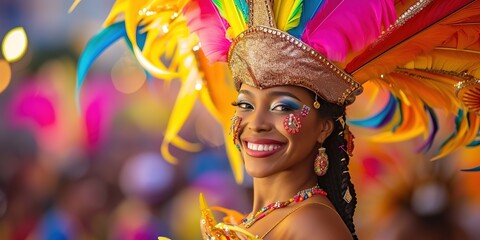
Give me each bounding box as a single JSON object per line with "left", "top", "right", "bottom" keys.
{"left": 247, "top": 109, "right": 272, "bottom": 132}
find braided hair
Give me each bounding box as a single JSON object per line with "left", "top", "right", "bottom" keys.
{"left": 314, "top": 97, "right": 358, "bottom": 239}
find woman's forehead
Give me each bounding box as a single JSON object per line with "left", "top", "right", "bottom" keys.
{"left": 238, "top": 84, "right": 313, "bottom": 100}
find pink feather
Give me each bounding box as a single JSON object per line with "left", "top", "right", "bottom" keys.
{"left": 302, "top": 0, "right": 396, "bottom": 62}
{"left": 183, "top": 0, "right": 232, "bottom": 63}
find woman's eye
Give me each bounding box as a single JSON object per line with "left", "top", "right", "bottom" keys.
{"left": 272, "top": 104, "right": 294, "bottom": 112}
{"left": 239, "top": 103, "right": 253, "bottom": 109}
{"left": 232, "top": 101, "right": 254, "bottom": 110}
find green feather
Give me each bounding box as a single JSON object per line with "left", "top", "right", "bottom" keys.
{"left": 211, "top": 0, "right": 248, "bottom": 36}
{"left": 285, "top": 0, "right": 303, "bottom": 31}
{"left": 274, "top": 0, "right": 303, "bottom": 31}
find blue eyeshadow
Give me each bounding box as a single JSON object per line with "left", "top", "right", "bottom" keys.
{"left": 278, "top": 99, "right": 301, "bottom": 109}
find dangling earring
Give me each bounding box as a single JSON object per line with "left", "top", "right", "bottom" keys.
{"left": 313, "top": 95, "right": 321, "bottom": 109}
{"left": 314, "top": 147, "right": 329, "bottom": 176}
{"left": 284, "top": 113, "right": 301, "bottom": 133}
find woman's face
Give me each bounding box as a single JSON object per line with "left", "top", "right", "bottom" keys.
{"left": 234, "top": 84, "right": 332, "bottom": 178}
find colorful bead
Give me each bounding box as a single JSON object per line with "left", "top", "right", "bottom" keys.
{"left": 300, "top": 105, "right": 310, "bottom": 117}
{"left": 241, "top": 185, "right": 326, "bottom": 228}
{"left": 284, "top": 105, "right": 312, "bottom": 134}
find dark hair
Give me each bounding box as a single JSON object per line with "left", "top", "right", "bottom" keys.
{"left": 314, "top": 98, "right": 358, "bottom": 239}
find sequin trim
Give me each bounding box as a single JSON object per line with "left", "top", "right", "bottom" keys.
{"left": 373, "top": 0, "right": 433, "bottom": 47}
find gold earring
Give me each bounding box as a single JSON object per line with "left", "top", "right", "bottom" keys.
{"left": 314, "top": 147, "right": 329, "bottom": 176}
{"left": 313, "top": 95, "right": 321, "bottom": 109}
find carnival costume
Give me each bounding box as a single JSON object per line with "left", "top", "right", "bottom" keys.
{"left": 73, "top": 0, "right": 480, "bottom": 239}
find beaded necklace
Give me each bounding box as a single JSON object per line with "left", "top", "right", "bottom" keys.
{"left": 241, "top": 185, "right": 327, "bottom": 228}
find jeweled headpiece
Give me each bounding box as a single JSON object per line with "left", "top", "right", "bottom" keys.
{"left": 226, "top": 2, "right": 367, "bottom": 105}
{"left": 75, "top": 0, "right": 480, "bottom": 182}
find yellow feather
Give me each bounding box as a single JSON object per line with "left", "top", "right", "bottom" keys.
{"left": 407, "top": 48, "right": 480, "bottom": 78}
{"left": 103, "top": 0, "right": 127, "bottom": 27}
{"left": 369, "top": 98, "right": 427, "bottom": 143}
{"left": 431, "top": 113, "right": 469, "bottom": 160}
{"left": 196, "top": 53, "right": 244, "bottom": 183}
{"left": 161, "top": 60, "right": 203, "bottom": 163}
{"left": 198, "top": 84, "right": 244, "bottom": 183}
{"left": 198, "top": 85, "right": 244, "bottom": 184}
{"left": 200, "top": 195, "right": 261, "bottom": 239}
{"left": 273, "top": 0, "right": 302, "bottom": 31}
{"left": 199, "top": 193, "right": 217, "bottom": 225}
{"left": 68, "top": 0, "right": 82, "bottom": 13}
{"left": 224, "top": 130, "right": 244, "bottom": 183}
{"left": 433, "top": 113, "right": 480, "bottom": 160}
{"left": 385, "top": 71, "right": 460, "bottom": 113}
{"left": 218, "top": 0, "right": 248, "bottom": 37}
{"left": 210, "top": 206, "right": 245, "bottom": 224}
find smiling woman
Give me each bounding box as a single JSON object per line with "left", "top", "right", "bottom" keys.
{"left": 234, "top": 86, "right": 329, "bottom": 177}
{"left": 230, "top": 84, "right": 356, "bottom": 239}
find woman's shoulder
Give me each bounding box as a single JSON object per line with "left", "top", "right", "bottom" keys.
{"left": 269, "top": 198, "right": 353, "bottom": 240}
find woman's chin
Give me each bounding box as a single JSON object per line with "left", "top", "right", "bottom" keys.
{"left": 244, "top": 162, "right": 275, "bottom": 178}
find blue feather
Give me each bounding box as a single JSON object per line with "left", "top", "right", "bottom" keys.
{"left": 461, "top": 166, "right": 480, "bottom": 172}
{"left": 122, "top": 28, "right": 152, "bottom": 81}
{"left": 417, "top": 106, "right": 438, "bottom": 152}
{"left": 349, "top": 93, "right": 397, "bottom": 128}
{"left": 392, "top": 99, "right": 403, "bottom": 132}
{"left": 348, "top": 94, "right": 397, "bottom": 128}
{"left": 76, "top": 21, "right": 126, "bottom": 109}
{"left": 123, "top": 27, "right": 147, "bottom": 51}
{"left": 468, "top": 139, "right": 480, "bottom": 147}
{"left": 439, "top": 109, "right": 464, "bottom": 149}
{"left": 288, "top": 0, "right": 325, "bottom": 38}
{"left": 234, "top": 0, "right": 249, "bottom": 22}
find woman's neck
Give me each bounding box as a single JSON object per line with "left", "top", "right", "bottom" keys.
{"left": 251, "top": 171, "right": 318, "bottom": 213}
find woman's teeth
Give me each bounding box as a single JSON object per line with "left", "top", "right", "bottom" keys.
{"left": 247, "top": 143, "right": 280, "bottom": 151}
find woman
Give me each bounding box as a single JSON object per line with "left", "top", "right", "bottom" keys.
{"left": 228, "top": 84, "right": 356, "bottom": 239}
{"left": 75, "top": 0, "right": 480, "bottom": 239}
{"left": 197, "top": 1, "right": 374, "bottom": 238}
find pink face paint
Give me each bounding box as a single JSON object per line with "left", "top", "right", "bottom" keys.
{"left": 284, "top": 105, "right": 311, "bottom": 134}
{"left": 284, "top": 113, "right": 301, "bottom": 134}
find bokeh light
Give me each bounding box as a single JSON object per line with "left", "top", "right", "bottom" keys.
{"left": 1, "top": 27, "right": 28, "bottom": 63}
{"left": 0, "top": 60, "right": 11, "bottom": 93}
{"left": 119, "top": 152, "right": 175, "bottom": 202}
{"left": 14, "top": 93, "right": 56, "bottom": 128}
{"left": 111, "top": 56, "right": 146, "bottom": 94}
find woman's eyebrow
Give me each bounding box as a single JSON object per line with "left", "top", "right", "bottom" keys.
{"left": 267, "top": 91, "right": 301, "bottom": 101}
{"left": 238, "top": 89, "right": 252, "bottom": 96}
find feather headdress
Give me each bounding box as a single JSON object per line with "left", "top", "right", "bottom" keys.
{"left": 346, "top": 0, "right": 480, "bottom": 162}
{"left": 73, "top": 0, "right": 480, "bottom": 186}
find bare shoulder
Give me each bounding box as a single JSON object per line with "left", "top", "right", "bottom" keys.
{"left": 269, "top": 201, "right": 353, "bottom": 240}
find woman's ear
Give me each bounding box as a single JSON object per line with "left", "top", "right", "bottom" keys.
{"left": 317, "top": 119, "right": 334, "bottom": 143}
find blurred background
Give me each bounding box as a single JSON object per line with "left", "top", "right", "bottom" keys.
{"left": 0, "top": 0, "right": 479, "bottom": 239}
